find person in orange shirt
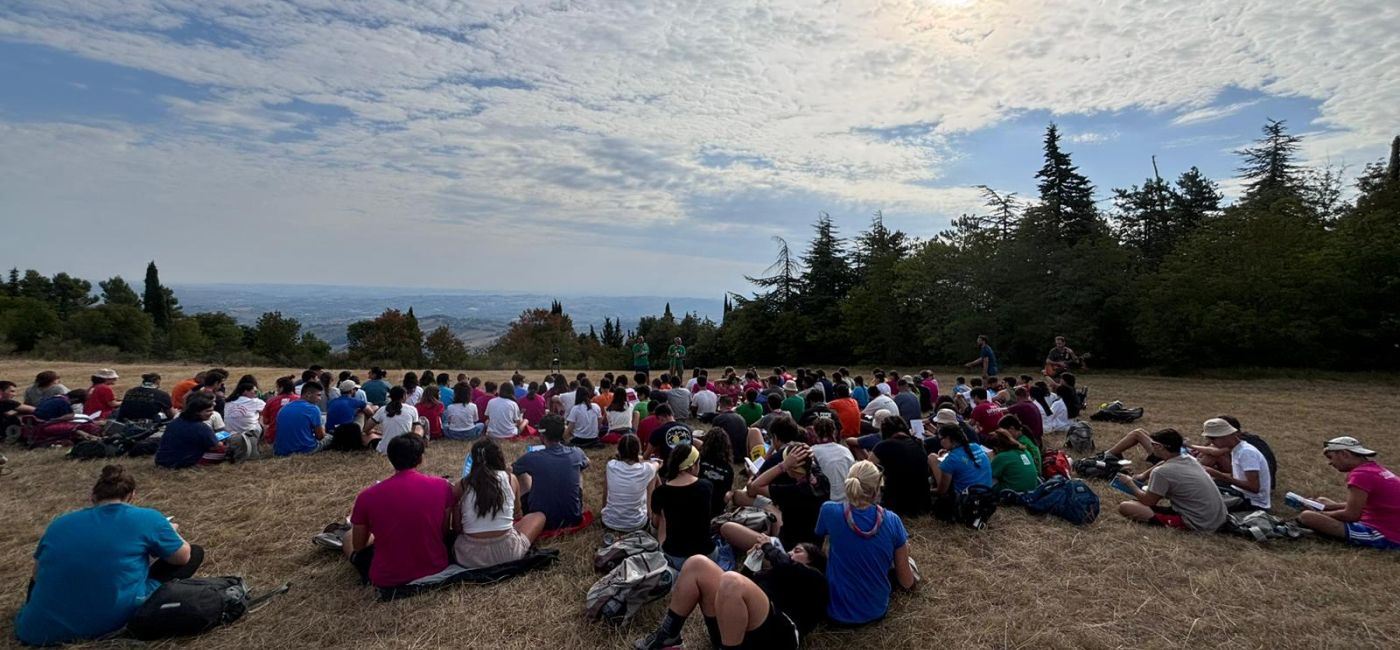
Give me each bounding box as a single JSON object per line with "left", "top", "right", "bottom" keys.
{"left": 592, "top": 378, "right": 614, "bottom": 410}
{"left": 170, "top": 372, "right": 204, "bottom": 410}
{"left": 828, "top": 383, "right": 862, "bottom": 439}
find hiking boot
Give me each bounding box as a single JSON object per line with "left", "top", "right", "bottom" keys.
{"left": 633, "top": 631, "right": 683, "bottom": 650}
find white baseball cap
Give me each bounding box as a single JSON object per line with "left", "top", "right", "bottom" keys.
{"left": 1323, "top": 436, "right": 1376, "bottom": 456}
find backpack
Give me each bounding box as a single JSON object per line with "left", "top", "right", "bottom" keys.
{"left": 1089, "top": 401, "right": 1144, "bottom": 423}
{"left": 126, "top": 577, "right": 289, "bottom": 640}
{"left": 1042, "top": 449, "right": 1072, "bottom": 479}
{"left": 593, "top": 531, "right": 661, "bottom": 573}
{"left": 954, "top": 484, "right": 999, "bottom": 530}
{"left": 1066, "top": 421, "right": 1094, "bottom": 455}
{"left": 1020, "top": 476, "right": 1100, "bottom": 525}
{"left": 1240, "top": 432, "right": 1280, "bottom": 488}
{"left": 66, "top": 420, "right": 165, "bottom": 460}
{"left": 583, "top": 551, "right": 674, "bottom": 625}
{"left": 67, "top": 439, "right": 123, "bottom": 460}
{"left": 1073, "top": 452, "right": 1132, "bottom": 480}
{"left": 709, "top": 506, "right": 776, "bottom": 537}
{"left": 226, "top": 431, "right": 263, "bottom": 463}
{"left": 1223, "top": 511, "right": 1306, "bottom": 542}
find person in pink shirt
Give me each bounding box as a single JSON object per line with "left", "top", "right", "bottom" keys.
{"left": 518, "top": 382, "right": 548, "bottom": 426}
{"left": 345, "top": 434, "right": 457, "bottom": 587}
{"left": 1299, "top": 436, "right": 1400, "bottom": 550}
{"left": 919, "top": 370, "right": 940, "bottom": 404}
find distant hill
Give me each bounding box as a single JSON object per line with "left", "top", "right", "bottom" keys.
{"left": 171, "top": 284, "right": 725, "bottom": 350}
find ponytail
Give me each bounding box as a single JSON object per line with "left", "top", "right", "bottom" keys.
{"left": 386, "top": 386, "right": 406, "bottom": 418}
{"left": 844, "top": 460, "right": 881, "bottom": 507}
{"left": 92, "top": 464, "right": 136, "bottom": 502}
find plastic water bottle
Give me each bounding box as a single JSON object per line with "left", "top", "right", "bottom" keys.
{"left": 461, "top": 453, "right": 473, "bottom": 477}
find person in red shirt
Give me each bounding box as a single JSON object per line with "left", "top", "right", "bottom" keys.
{"left": 345, "top": 434, "right": 456, "bottom": 587}
{"left": 83, "top": 369, "right": 122, "bottom": 420}
{"left": 968, "top": 387, "right": 1003, "bottom": 435}
{"left": 169, "top": 373, "right": 203, "bottom": 411}
{"left": 828, "top": 384, "right": 862, "bottom": 440}
{"left": 260, "top": 376, "right": 299, "bottom": 444}
{"left": 1003, "top": 387, "right": 1045, "bottom": 449}
{"left": 416, "top": 386, "right": 446, "bottom": 439}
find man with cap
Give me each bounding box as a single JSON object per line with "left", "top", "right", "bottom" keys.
{"left": 1297, "top": 437, "right": 1400, "bottom": 550}
{"left": 326, "top": 379, "right": 378, "bottom": 449}
{"left": 1200, "top": 417, "right": 1272, "bottom": 511}
{"left": 1113, "top": 428, "right": 1228, "bottom": 532}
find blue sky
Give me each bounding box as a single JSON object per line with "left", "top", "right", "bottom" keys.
{"left": 1, "top": 1, "right": 1395, "bottom": 297}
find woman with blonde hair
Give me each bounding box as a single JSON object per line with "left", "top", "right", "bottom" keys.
{"left": 813, "top": 460, "right": 918, "bottom": 625}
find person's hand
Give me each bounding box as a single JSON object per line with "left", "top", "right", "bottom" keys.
{"left": 781, "top": 444, "right": 810, "bottom": 471}
{"left": 169, "top": 521, "right": 179, "bottom": 532}
{"left": 1130, "top": 427, "right": 1147, "bottom": 436}
{"left": 1203, "top": 467, "right": 1227, "bottom": 480}
{"left": 1316, "top": 496, "right": 1340, "bottom": 506}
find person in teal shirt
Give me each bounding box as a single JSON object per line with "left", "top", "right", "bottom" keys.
{"left": 17, "top": 465, "right": 200, "bottom": 646}
{"left": 361, "top": 368, "right": 392, "bottom": 407}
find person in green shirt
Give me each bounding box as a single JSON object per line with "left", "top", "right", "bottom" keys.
{"left": 988, "top": 429, "right": 1042, "bottom": 492}
{"left": 666, "top": 337, "right": 686, "bottom": 377}
{"left": 735, "top": 389, "right": 764, "bottom": 426}
{"left": 780, "top": 381, "right": 806, "bottom": 422}
{"left": 632, "top": 336, "right": 650, "bottom": 373}
{"left": 997, "top": 414, "right": 1041, "bottom": 469}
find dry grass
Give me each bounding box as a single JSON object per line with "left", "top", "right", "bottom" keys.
{"left": 3, "top": 360, "right": 1399, "bottom": 650}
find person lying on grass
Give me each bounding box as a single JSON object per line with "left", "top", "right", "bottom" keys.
{"left": 1296, "top": 437, "right": 1400, "bottom": 551}
{"left": 633, "top": 533, "right": 828, "bottom": 650}
{"left": 345, "top": 434, "right": 456, "bottom": 589}
{"left": 16, "top": 465, "right": 202, "bottom": 646}
{"left": 814, "top": 460, "right": 918, "bottom": 626}
{"left": 512, "top": 415, "right": 589, "bottom": 531}
{"left": 452, "top": 439, "right": 547, "bottom": 569}
{"left": 1112, "top": 428, "right": 1228, "bottom": 532}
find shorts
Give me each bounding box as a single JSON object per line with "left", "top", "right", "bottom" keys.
{"left": 740, "top": 603, "right": 800, "bottom": 650}
{"left": 1345, "top": 522, "right": 1400, "bottom": 550}
{"left": 1149, "top": 506, "right": 1188, "bottom": 530}
{"left": 454, "top": 528, "right": 531, "bottom": 569}
{"left": 444, "top": 424, "right": 485, "bottom": 441}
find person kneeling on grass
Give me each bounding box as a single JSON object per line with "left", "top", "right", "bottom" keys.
{"left": 634, "top": 533, "right": 828, "bottom": 650}
{"left": 512, "top": 416, "right": 590, "bottom": 531}
{"left": 814, "top": 460, "right": 917, "bottom": 626}
{"left": 452, "top": 439, "right": 547, "bottom": 569}
{"left": 1297, "top": 437, "right": 1400, "bottom": 551}
{"left": 1113, "top": 428, "right": 1227, "bottom": 533}
{"left": 345, "top": 434, "right": 456, "bottom": 589}
{"left": 155, "top": 394, "right": 227, "bottom": 468}
{"left": 16, "top": 465, "right": 202, "bottom": 646}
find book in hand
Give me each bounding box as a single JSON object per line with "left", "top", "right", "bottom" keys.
{"left": 1109, "top": 474, "right": 1144, "bottom": 497}
{"left": 1284, "top": 492, "right": 1325, "bottom": 511}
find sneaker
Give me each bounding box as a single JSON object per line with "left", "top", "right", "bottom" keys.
{"left": 633, "top": 631, "right": 683, "bottom": 650}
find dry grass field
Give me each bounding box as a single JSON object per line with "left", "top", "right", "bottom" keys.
{"left": 3, "top": 360, "right": 1399, "bottom": 650}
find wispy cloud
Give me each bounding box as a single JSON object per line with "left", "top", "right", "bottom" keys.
{"left": 1170, "top": 99, "right": 1263, "bottom": 126}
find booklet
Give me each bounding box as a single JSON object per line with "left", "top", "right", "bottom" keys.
{"left": 1284, "top": 491, "right": 1325, "bottom": 511}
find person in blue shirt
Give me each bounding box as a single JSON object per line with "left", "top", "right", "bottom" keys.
{"left": 33, "top": 390, "right": 86, "bottom": 422}
{"left": 361, "top": 368, "right": 392, "bottom": 407}
{"left": 16, "top": 464, "right": 202, "bottom": 646}
{"left": 963, "top": 334, "right": 1000, "bottom": 378}
{"left": 275, "top": 382, "right": 329, "bottom": 456}
{"left": 931, "top": 425, "right": 993, "bottom": 518}
{"left": 325, "top": 379, "right": 379, "bottom": 451}
{"left": 851, "top": 376, "right": 870, "bottom": 410}
{"left": 155, "top": 394, "right": 226, "bottom": 468}
{"left": 511, "top": 416, "right": 590, "bottom": 530}
{"left": 435, "top": 374, "right": 455, "bottom": 409}
{"left": 814, "top": 460, "right": 918, "bottom": 625}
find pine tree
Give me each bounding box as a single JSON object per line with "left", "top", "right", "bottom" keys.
{"left": 663, "top": 302, "right": 674, "bottom": 321}
{"left": 143, "top": 261, "right": 170, "bottom": 329}
{"left": 1033, "top": 123, "right": 1098, "bottom": 244}
{"left": 550, "top": 300, "right": 563, "bottom": 315}
{"left": 1171, "top": 166, "right": 1222, "bottom": 231}
{"left": 5, "top": 268, "right": 18, "bottom": 297}
{"left": 49, "top": 272, "right": 96, "bottom": 319}
{"left": 99, "top": 276, "right": 142, "bottom": 307}
{"left": 746, "top": 237, "right": 801, "bottom": 308}
{"left": 976, "top": 185, "right": 1022, "bottom": 241}
{"left": 1236, "top": 119, "right": 1303, "bottom": 202}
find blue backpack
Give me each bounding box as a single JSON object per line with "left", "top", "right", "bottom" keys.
{"left": 1020, "top": 476, "right": 1100, "bottom": 525}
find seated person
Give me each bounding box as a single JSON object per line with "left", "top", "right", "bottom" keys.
{"left": 1297, "top": 437, "right": 1400, "bottom": 550}
{"left": 512, "top": 416, "right": 590, "bottom": 530}
{"left": 221, "top": 378, "right": 264, "bottom": 436}
{"left": 367, "top": 386, "right": 421, "bottom": 453}
{"left": 326, "top": 380, "right": 378, "bottom": 450}
{"left": 84, "top": 370, "right": 123, "bottom": 421}
{"left": 634, "top": 534, "right": 828, "bottom": 650}
{"left": 735, "top": 442, "right": 829, "bottom": 548}
{"left": 1113, "top": 428, "right": 1228, "bottom": 532}
{"left": 930, "top": 425, "right": 993, "bottom": 520}
{"left": 444, "top": 387, "right": 484, "bottom": 441}
{"left": 1, "top": 379, "right": 37, "bottom": 433}
{"left": 273, "top": 382, "right": 330, "bottom": 456}
{"left": 652, "top": 443, "right": 720, "bottom": 570}
{"left": 602, "top": 434, "right": 658, "bottom": 534}
{"left": 155, "top": 394, "right": 227, "bottom": 468}
{"left": 814, "top": 460, "right": 917, "bottom": 625}
{"left": 1200, "top": 418, "right": 1271, "bottom": 511}
{"left": 697, "top": 429, "right": 735, "bottom": 517}
{"left": 809, "top": 419, "right": 855, "bottom": 502}
{"left": 868, "top": 416, "right": 931, "bottom": 519}
{"left": 647, "top": 405, "right": 694, "bottom": 461}
{"left": 996, "top": 414, "right": 1042, "bottom": 469}
{"left": 711, "top": 396, "right": 761, "bottom": 464}
{"left": 24, "top": 371, "right": 69, "bottom": 407}
{"left": 345, "top": 434, "right": 456, "bottom": 588}
{"left": 1191, "top": 415, "right": 1279, "bottom": 489}
{"left": 453, "top": 439, "right": 547, "bottom": 569}
{"left": 34, "top": 389, "right": 87, "bottom": 422}
{"left": 16, "top": 465, "right": 201, "bottom": 646}
{"left": 987, "top": 428, "right": 1041, "bottom": 492}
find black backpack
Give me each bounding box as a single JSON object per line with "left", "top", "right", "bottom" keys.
{"left": 955, "top": 484, "right": 999, "bottom": 530}
{"left": 127, "top": 577, "right": 288, "bottom": 640}
{"left": 1073, "top": 452, "right": 1132, "bottom": 480}
{"left": 1240, "top": 432, "right": 1279, "bottom": 488}
{"left": 1089, "top": 401, "right": 1144, "bottom": 423}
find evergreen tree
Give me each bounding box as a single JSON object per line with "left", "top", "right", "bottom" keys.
{"left": 1112, "top": 165, "right": 1177, "bottom": 262}
{"left": 1236, "top": 119, "right": 1303, "bottom": 202}
{"left": 1171, "top": 166, "right": 1222, "bottom": 231}
{"left": 663, "top": 302, "right": 674, "bottom": 321}
{"left": 798, "top": 213, "right": 855, "bottom": 358}
{"left": 747, "top": 237, "right": 801, "bottom": 308}
{"left": 49, "top": 272, "right": 96, "bottom": 319}
{"left": 142, "top": 261, "right": 171, "bottom": 329}
{"left": 843, "top": 211, "right": 913, "bottom": 361}
{"left": 1031, "top": 123, "right": 1098, "bottom": 244}
{"left": 99, "top": 276, "right": 142, "bottom": 307}
{"left": 976, "top": 185, "right": 1022, "bottom": 241}
{"left": 19, "top": 270, "right": 51, "bottom": 301}
{"left": 250, "top": 311, "right": 305, "bottom": 364}
{"left": 5, "top": 268, "right": 18, "bottom": 297}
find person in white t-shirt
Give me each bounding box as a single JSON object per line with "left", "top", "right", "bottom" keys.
{"left": 485, "top": 383, "right": 528, "bottom": 439}
{"left": 565, "top": 386, "right": 603, "bottom": 448}
{"left": 810, "top": 419, "right": 855, "bottom": 502}
{"left": 369, "top": 386, "right": 421, "bottom": 454}
{"left": 402, "top": 373, "right": 425, "bottom": 407}
{"left": 1200, "top": 418, "right": 1271, "bottom": 510}
{"left": 601, "top": 434, "right": 658, "bottom": 533}
{"left": 223, "top": 378, "right": 266, "bottom": 435}
{"left": 444, "top": 388, "right": 484, "bottom": 441}
{"left": 690, "top": 385, "right": 719, "bottom": 423}
{"left": 861, "top": 391, "right": 898, "bottom": 418}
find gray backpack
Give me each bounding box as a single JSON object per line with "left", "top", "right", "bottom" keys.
{"left": 1224, "top": 511, "right": 1307, "bottom": 542}
{"left": 584, "top": 551, "right": 673, "bottom": 625}
{"left": 708, "top": 506, "right": 776, "bottom": 537}
{"left": 593, "top": 531, "right": 660, "bottom": 573}
{"left": 1066, "top": 421, "right": 1095, "bottom": 454}
{"left": 226, "top": 431, "right": 262, "bottom": 463}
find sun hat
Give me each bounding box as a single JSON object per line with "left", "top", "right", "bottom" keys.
{"left": 338, "top": 379, "right": 359, "bottom": 394}
{"left": 783, "top": 380, "right": 798, "bottom": 393}
{"left": 932, "top": 408, "right": 959, "bottom": 426}
{"left": 1201, "top": 418, "right": 1238, "bottom": 438}
{"left": 94, "top": 369, "right": 119, "bottom": 380}
{"left": 1323, "top": 436, "right": 1376, "bottom": 456}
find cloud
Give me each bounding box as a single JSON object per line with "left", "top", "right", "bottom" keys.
{"left": 0, "top": 0, "right": 1396, "bottom": 290}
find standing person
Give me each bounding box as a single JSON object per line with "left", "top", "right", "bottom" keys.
{"left": 1297, "top": 437, "right": 1400, "bottom": 550}
{"left": 813, "top": 460, "right": 918, "bottom": 626}
{"left": 366, "top": 386, "right": 420, "bottom": 453}
{"left": 16, "top": 465, "right": 201, "bottom": 646}
{"left": 274, "top": 382, "right": 329, "bottom": 456}
{"left": 116, "top": 373, "right": 174, "bottom": 422}
{"left": 344, "top": 435, "right": 456, "bottom": 589}
{"left": 24, "top": 371, "right": 69, "bottom": 407}
{"left": 632, "top": 335, "right": 651, "bottom": 374}
{"left": 452, "top": 439, "right": 547, "bottom": 569}
{"left": 963, "top": 334, "right": 1000, "bottom": 379}
{"left": 512, "top": 417, "right": 590, "bottom": 531}
{"left": 668, "top": 337, "right": 687, "bottom": 379}
{"left": 486, "top": 383, "right": 530, "bottom": 439}
{"left": 1200, "top": 418, "right": 1272, "bottom": 511}
{"left": 84, "top": 369, "right": 122, "bottom": 421}
{"left": 565, "top": 386, "right": 603, "bottom": 449}
{"left": 155, "top": 394, "right": 227, "bottom": 468}
{"left": 444, "top": 384, "right": 484, "bottom": 441}
{"left": 361, "top": 368, "right": 392, "bottom": 407}
{"left": 602, "top": 434, "right": 657, "bottom": 534}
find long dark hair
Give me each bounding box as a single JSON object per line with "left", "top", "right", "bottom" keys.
{"left": 386, "top": 386, "right": 406, "bottom": 417}
{"left": 659, "top": 443, "right": 695, "bottom": 482}
{"left": 573, "top": 386, "right": 594, "bottom": 413}
{"left": 698, "top": 428, "right": 731, "bottom": 467}
{"left": 461, "top": 439, "right": 507, "bottom": 519}
{"left": 941, "top": 425, "right": 979, "bottom": 467}
{"left": 1054, "top": 383, "right": 1080, "bottom": 419}
{"left": 1031, "top": 384, "right": 1053, "bottom": 416}
{"left": 616, "top": 433, "right": 642, "bottom": 463}
{"left": 402, "top": 373, "right": 419, "bottom": 391}
{"left": 608, "top": 386, "right": 628, "bottom": 412}
{"left": 998, "top": 414, "right": 1033, "bottom": 441}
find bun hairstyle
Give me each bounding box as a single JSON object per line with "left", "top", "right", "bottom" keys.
{"left": 92, "top": 464, "right": 137, "bottom": 502}
{"left": 844, "top": 460, "right": 881, "bottom": 507}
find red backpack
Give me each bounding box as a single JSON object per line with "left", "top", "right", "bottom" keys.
{"left": 1042, "top": 449, "right": 1071, "bottom": 479}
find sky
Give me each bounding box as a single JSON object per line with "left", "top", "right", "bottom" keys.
{"left": 1, "top": 0, "right": 1397, "bottom": 298}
